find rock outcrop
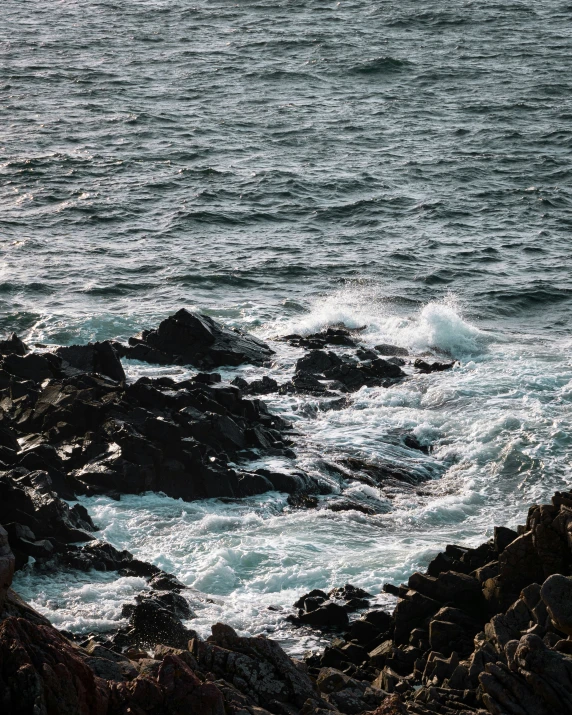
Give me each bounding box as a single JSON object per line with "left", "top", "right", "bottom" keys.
{"left": 121, "top": 309, "right": 274, "bottom": 368}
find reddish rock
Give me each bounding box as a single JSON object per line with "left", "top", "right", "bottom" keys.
{"left": 0, "top": 617, "right": 109, "bottom": 715}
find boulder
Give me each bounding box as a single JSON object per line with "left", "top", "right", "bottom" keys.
{"left": 0, "top": 333, "right": 28, "bottom": 356}
{"left": 125, "top": 309, "right": 274, "bottom": 368}
{"left": 540, "top": 573, "right": 572, "bottom": 635}
{"left": 0, "top": 617, "right": 110, "bottom": 715}
{"left": 190, "top": 622, "right": 317, "bottom": 709}
{"left": 55, "top": 341, "right": 126, "bottom": 382}
{"left": 374, "top": 344, "right": 409, "bottom": 357}
{"left": 413, "top": 359, "right": 455, "bottom": 374}
{"left": 0, "top": 525, "right": 15, "bottom": 609}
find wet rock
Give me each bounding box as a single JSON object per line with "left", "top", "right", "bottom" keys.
{"left": 55, "top": 341, "right": 126, "bottom": 382}
{"left": 0, "top": 616, "right": 110, "bottom": 714}
{"left": 2, "top": 352, "right": 61, "bottom": 382}
{"left": 0, "top": 471, "right": 96, "bottom": 546}
{"left": 287, "top": 491, "right": 319, "bottom": 509}
{"left": 540, "top": 573, "right": 572, "bottom": 635}
{"left": 413, "top": 358, "right": 456, "bottom": 374}
{"left": 298, "top": 602, "right": 350, "bottom": 628}
{"left": 190, "top": 622, "right": 317, "bottom": 710}
{"left": 124, "top": 309, "right": 274, "bottom": 368}
{"left": 232, "top": 375, "right": 279, "bottom": 395}
{"left": 125, "top": 594, "right": 196, "bottom": 649}
{"left": 0, "top": 525, "right": 15, "bottom": 610}
{"left": 296, "top": 350, "right": 343, "bottom": 375}
{"left": 374, "top": 344, "right": 409, "bottom": 357}
{"left": 329, "top": 584, "right": 372, "bottom": 601}
{"left": 285, "top": 328, "right": 359, "bottom": 349}
{"left": 0, "top": 333, "right": 29, "bottom": 356}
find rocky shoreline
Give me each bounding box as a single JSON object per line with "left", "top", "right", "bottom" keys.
{"left": 2, "top": 310, "right": 567, "bottom": 715}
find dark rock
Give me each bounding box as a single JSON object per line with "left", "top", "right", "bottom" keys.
{"left": 0, "top": 525, "right": 15, "bottom": 610}
{"left": 191, "top": 622, "right": 317, "bottom": 709}
{"left": 413, "top": 358, "right": 456, "bottom": 373}
{"left": 232, "top": 375, "right": 279, "bottom": 395}
{"left": 124, "top": 309, "right": 274, "bottom": 368}
{"left": 540, "top": 573, "right": 572, "bottom": 636}
{"left": 2, "top": 352, "right": 60, "bottom": 382}
{"left": 299, "top": 602, "right": 350, "bottom": 628}
{"left": 329, "top": 584, "right": 372, "bottom": 601}
{"left": 0, "top": 333, "right": 29, "bottom": 356}
{"left": 127, "top": 594, "right": 196, "bottom": 649}
{"left": 294, "top": 589, "right": 329, "bottom": 609}
{"left": 375, "top": 344, "right": 409, "bottom": 357}
{"left": 55, "top": 341, "right": 126, "bottom": 382}
{"left": 296, "top": 350, "right": 342, "bottom": 375}
{"left": 287, "top": 491, "right": 319, "bottom": 509}
{"left": 494, "top": 525, "right": 519, "bottom": 553}
{"left": 0, "top": 471, "right": 96, "bottom": 546}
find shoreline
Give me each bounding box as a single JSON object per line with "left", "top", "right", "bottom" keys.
{"left": 1, "top": 311, "right": 570, "bottom": 714}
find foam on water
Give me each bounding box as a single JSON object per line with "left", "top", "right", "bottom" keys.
{"left": 281, "top": 286, "right": 489, "bottom": 359}
{"left": 12, "top": 297, "right": 572, "bottom": 654}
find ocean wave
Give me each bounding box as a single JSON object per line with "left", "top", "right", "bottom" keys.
{"left": 348, "top": 56, "right": 411, "bottom": 74}
{"left": 282, "top": 285, "right": 488, "bottom": 358}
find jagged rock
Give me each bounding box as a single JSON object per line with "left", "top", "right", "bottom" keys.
{"left": 0, "top": 526, "right": 15, "bottom": 610}
{"left": 0, "top": 617, "right": 110, "bottom": 714}
{"left": 124, "top": 594, "right": 196, "bottom": 649}
{"left": 284, "top": 328, "right": 359, "bottom": 349}
{"left": 0, "top": 333, "right": 28, "bottom": 356}
{"left": 299, "top": 602, "right": 350, "bottom": 628}
{"left": 0, "top": 471, "right": 96, "bottom": 544}
{"left": 374, "top": 344, "right": 409, "bottom": 357}
{"left": 413, "top": 359, "right": 456, "bottom": 374}
{"left": 124, "top": 309, "right": 274, "bottom": 368}
{"left": 2, "top": 352, "right": 61, "bottom": 382}
{"left": 540, "top": 573, "right": 572, "bottom": 636}
{"left": 316, "top": 667, "right": 389, "bottom": 714}
{"left": 190, "top": 622, "right": 317, "bottom": 709}
{"left": 55, "top": 341, "right": 126, "bottom": 382}
{"left": 232, "top": 375, "right": 279, "bottom": 395}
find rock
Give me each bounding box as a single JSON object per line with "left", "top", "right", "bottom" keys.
{"left": 374, "top": 344, "right": 409, "bottom": 357}
{"left": 413, "top": 359, "right": 456, "bottom": 373}
{"left": 329, "top": 584, "right": 372, "bottom": 601}
{"left": 232, "top": 375, "right": 279, "bottom": 395}
{"left": 124, "top": 309, "right": 274, "bottom": 368}
{"left": 299, "top": 602, "right": 350, "bottom": 628}
{"left": 540, "top": 573, "right": 572, "bottom": 635}
{"left": 316, "top": 667, "right": 388, "bottom": 714}
{"left": 494, "top": 525, "right": 519, "bottom": 553}
{"left": 157, "top": 653, "right": 226, "bottom": 715}
{"left": 0, "top": 471, "right": 96, "bottom": 546}
{"left": 190, "top": 622, "right": 317, "bottom": 709}
{"left": 294, "top": 589, "right": 329, "bottom": 609}
{"left": 2, "top": 352, "right": 60, "bottom": 382}
{"left": 285, "top": 328, "right": 359, "bottom": 349}
{"left": 0, "top": 616, "right": 110, "bottom": 714}
{"left": 55, "top": 341, "right": 126, "bottom": 382}
{"left": 0, "top": 525, "right": 15, "bottom": 609}
{"left": 126, "top": 594, "right": 196, "bottom": 649}
{"left": 296, "top": 350, "right": 342, "bottom": 374}
{"left": 0, "top": 333, "right": 28, "bottom": 356}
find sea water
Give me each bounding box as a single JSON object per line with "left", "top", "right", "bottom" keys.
{"left": 4, "top": 0, "right": 572, "bottom": 654}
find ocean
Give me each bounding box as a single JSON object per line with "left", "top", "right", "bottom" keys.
{"left": 4, "top": 0, "right": 572, "bottom": 655}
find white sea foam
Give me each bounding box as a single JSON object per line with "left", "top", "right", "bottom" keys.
{"left": 280, "top": 285, "right": 488, "bottom": 358}
{"left": 12, "top": 295, "right": 572, "bottom": 655}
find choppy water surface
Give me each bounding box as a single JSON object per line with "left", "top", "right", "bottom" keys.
{"left": 5, "top": 1, "right": 572, "bottom": 653}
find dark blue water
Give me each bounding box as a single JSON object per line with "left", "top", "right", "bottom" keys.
{"left": 6, "top": 0, "right": 572, "bottom": 650}
{"left": 2, "top": 0, "right": 572, "bottom": 341}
